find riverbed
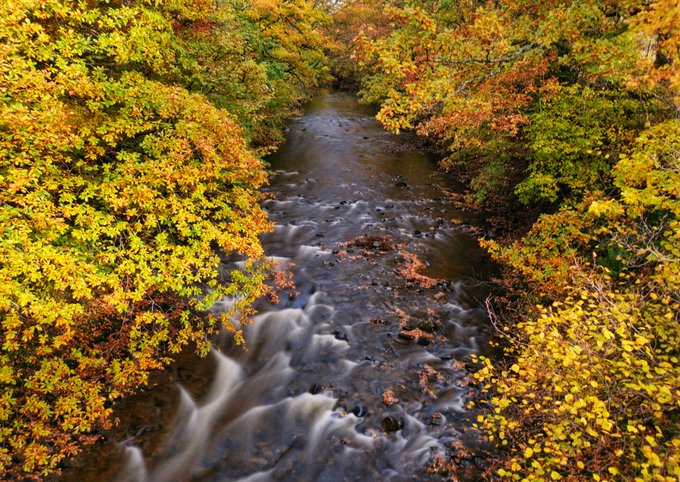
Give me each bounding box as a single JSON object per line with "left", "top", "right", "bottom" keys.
{"left": 60, "top": 91, "right": 495, "bottom": 481}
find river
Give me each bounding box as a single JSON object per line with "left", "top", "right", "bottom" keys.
{"left": 60, "top": 92, "right": 495, "bottom": 481}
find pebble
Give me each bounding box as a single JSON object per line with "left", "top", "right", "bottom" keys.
{"left": 309, "top": 383, "right": 323, "bottom": 394}
{"left": 351, "top": 405, "right": 368, "bottom": 417}
{"left": 381, "top": 416, "right": 404, "bottom": 433}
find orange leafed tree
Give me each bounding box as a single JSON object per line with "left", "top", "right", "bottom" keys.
{"left": 338, "top": 0, "right": 680, "bottom": 479}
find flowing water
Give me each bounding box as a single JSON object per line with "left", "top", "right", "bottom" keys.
{"left": 61, "top": 92, "right": 496, "bottom": 481}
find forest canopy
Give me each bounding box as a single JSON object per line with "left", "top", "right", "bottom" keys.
{"left": 335, "top": 0, "right": 679, "bottom": 479}
{"left": 0, "top": 0, "right": 328, "bottom": 478}
{"left": 1, "top": 0, "right": 678, "bottom": 480}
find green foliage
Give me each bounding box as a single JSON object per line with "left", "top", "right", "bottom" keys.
{"left": 468, "top": 152, "right": 515, "bottom": 204}
{"left": 518, "top": 84, "right": 650, "bottom": 204}
{"left": 486, "top": 119, "right": 679, "bottom": 291}
{"left": 0, "top": 0, "right": 328, "bottom": 478}
{"left": 224, "top": 0, "right": 331, "bottom": 148}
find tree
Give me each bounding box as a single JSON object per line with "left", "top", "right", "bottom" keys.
{"left": 336, "top": 0, "right": 680, "bottom": 479}
{"left": 0, "top": 0, "right": 327, "bottom": 478}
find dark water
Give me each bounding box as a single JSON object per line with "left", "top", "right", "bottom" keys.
{"left": 62, "top": 92, "right": 495, "bottom": 481}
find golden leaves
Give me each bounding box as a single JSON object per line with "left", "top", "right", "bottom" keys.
{"left": 473, "top": 272, "right": 680, "bottom": 479}
{"left": 0, "top": 0, "right": 327, "bottom": 478}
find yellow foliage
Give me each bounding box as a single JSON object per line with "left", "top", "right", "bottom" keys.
{"left": 0, "top": 0, "right": 327, "bottom": 478}
{"left": 475, "top": 281, "right": 680, "bottom": 479}
{"left": 476, "top": 120, "right": 680, "bottom": 478}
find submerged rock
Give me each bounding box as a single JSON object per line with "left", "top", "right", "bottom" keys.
{"left": 417, "top": 320, "right": 438, "bottom": 333}
{"left": 351, "top": 405, "right": 368, "bottom": 417}
{"left": 381, "top": 416, "right": 405, "bottom": 433}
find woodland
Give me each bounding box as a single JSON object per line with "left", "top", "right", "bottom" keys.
{"left": 0, "top": 0, "right": 678, "bottom": 480}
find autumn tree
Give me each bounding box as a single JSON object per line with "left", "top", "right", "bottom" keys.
{"left": 350, "top": 0, "right": 676, "bottom": 203}
{"left": 326, "top": 0, "right": 394, "bottom": 85}
{"left": 0, "top": 0, "right": 328, "bottom": 478}
{"left": 337, "top": 0, "right": 680, "bottom": 479}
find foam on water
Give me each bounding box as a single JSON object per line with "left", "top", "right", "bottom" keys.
{"left": 114, "top": 446, "right": 147, "bottom": 482}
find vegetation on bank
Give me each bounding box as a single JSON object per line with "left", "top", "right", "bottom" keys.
{"left": 2, "top": 0, "right": 678, "bottom": 480}
{"left": 0, "top": 0, "right": 328, "bottom": 478}
{"left": 334, "top": 0, "right": 679, "bottom": 480}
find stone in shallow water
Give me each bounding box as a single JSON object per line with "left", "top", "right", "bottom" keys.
{"left": 381, "top": 416, "right": 404, "bottom": 433}
{"left": 429, "top": 412, "right": 444, "bottom": 426}
{"left": 417, "top": 320, "right": 438, "bottom": 333}
{"left": 351, "top": 405, "right": 368, "bottom": 417}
